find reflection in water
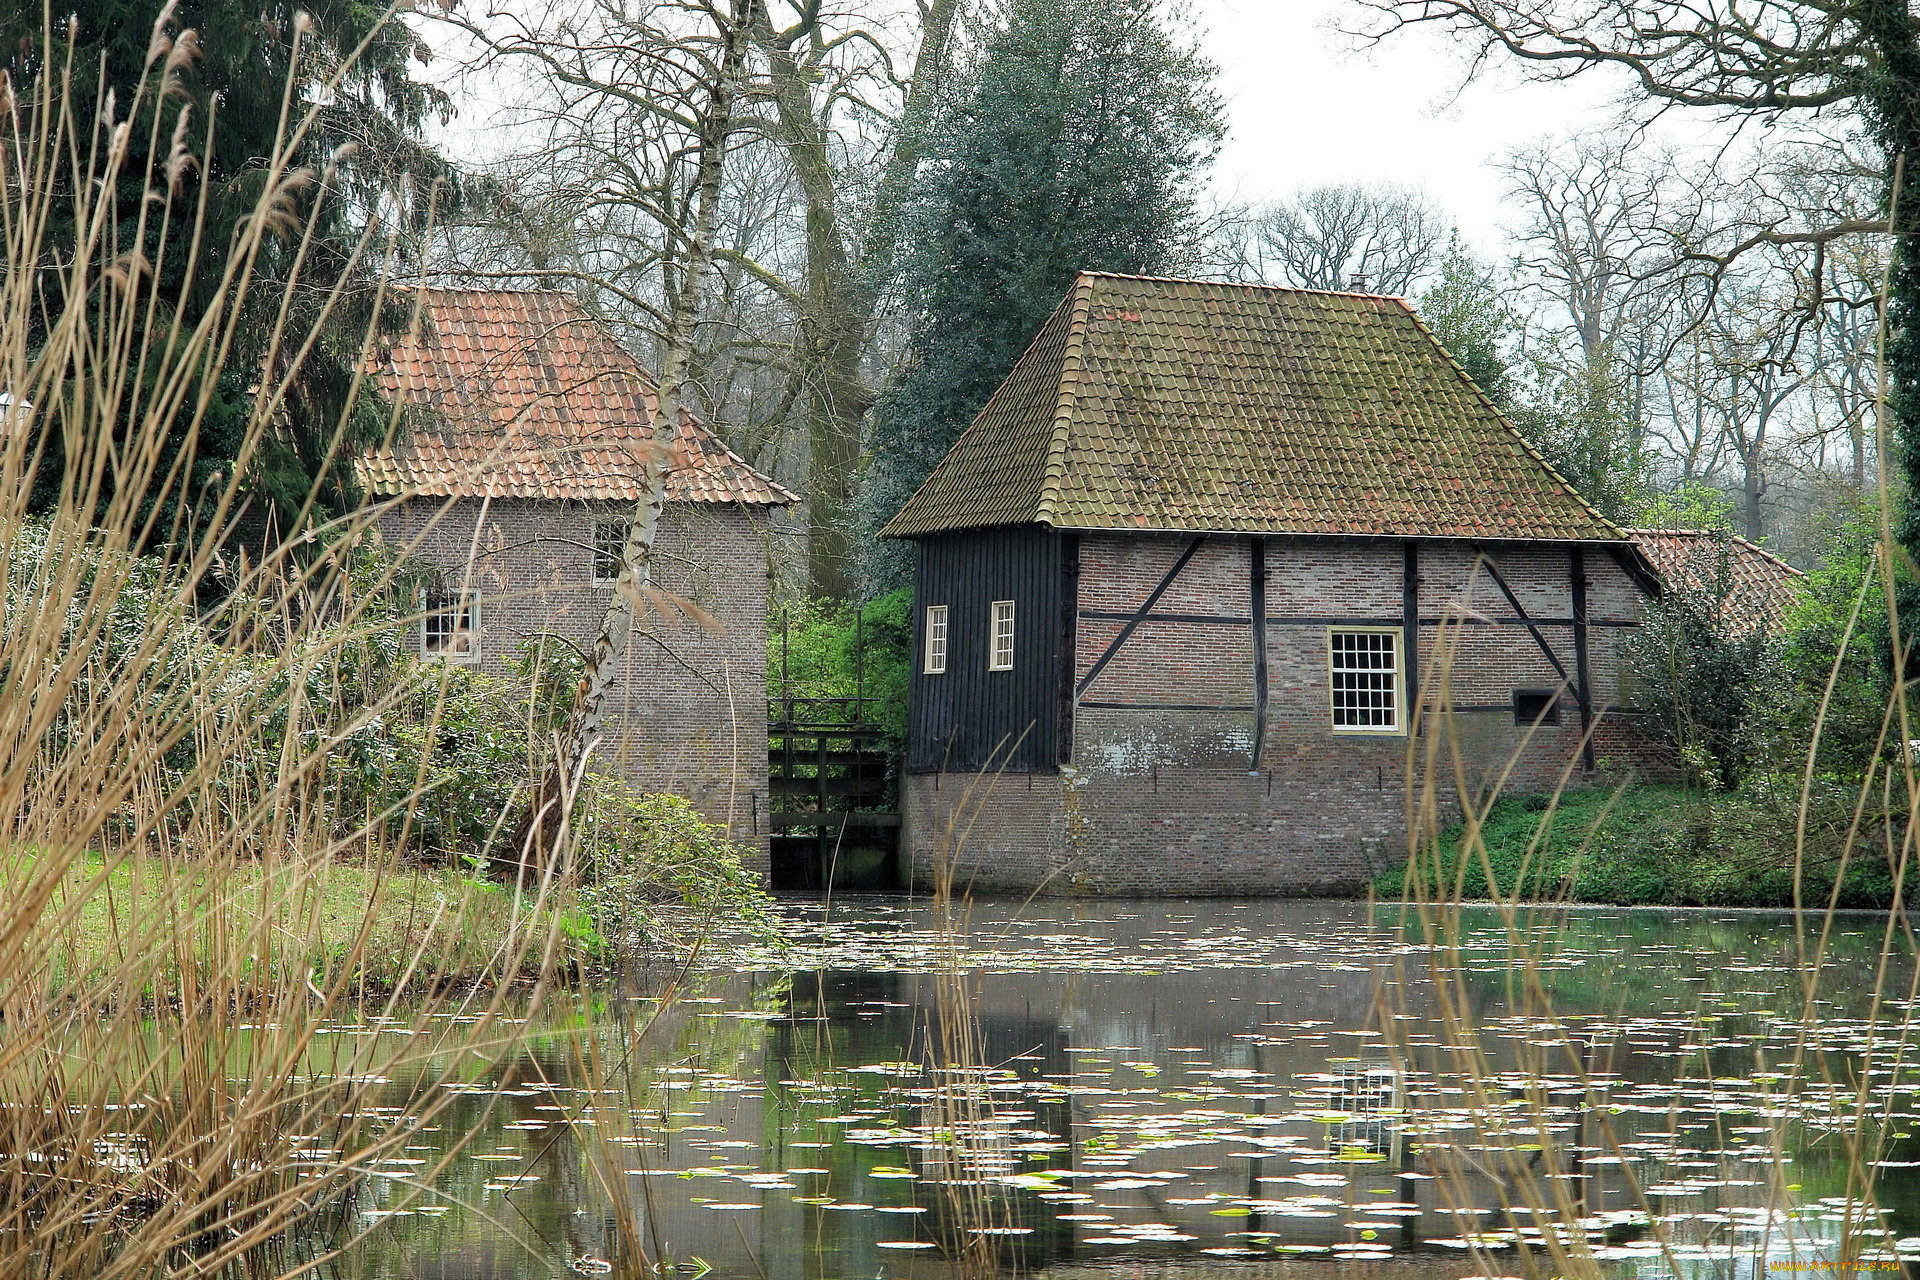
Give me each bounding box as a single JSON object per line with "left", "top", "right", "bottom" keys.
{"left": 338, "top": 900, "right": 1920, "bottom": 1280}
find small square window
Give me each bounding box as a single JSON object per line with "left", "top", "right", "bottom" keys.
{"left": 422, "top": 588, "right": 478, "bottom": 662}
{"left": 988, "top": 600, "right": 1015, "bottom": 671}
{"left": 1329, "top": 628, "right": 1401, "bottom": 732}
{"left": 924, "top": 605, "right": 948, "bottom": 674}
{"left": 1513, "top": 689, "right": 1561, "bottom": 727}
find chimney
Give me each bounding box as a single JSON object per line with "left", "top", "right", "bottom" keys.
{"left": 1348, "top": 272, "right": 1370, "bottom": 292}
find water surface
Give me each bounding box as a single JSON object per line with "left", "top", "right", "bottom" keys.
{"left": 338, "top": 898, "right": 1920, "bottom": 1280}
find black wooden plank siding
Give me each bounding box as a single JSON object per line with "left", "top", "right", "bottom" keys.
{"left": 907, "top": 527, "right": 1062, "bottom": 772}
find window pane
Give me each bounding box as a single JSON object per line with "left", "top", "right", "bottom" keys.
{"left": 423, "top": 589, "right": 476, "bottom": 660}
{"left": 990, "top": 600, "right": 1014, "bottom": 671}
{"left": 594, "top": 520, "right": 625, "bottom": 582}
{"left": 925, "top": 605, "right": 948, "bottom": 674}
{"left": 1330, "top": 631, "right": 1397, "bottom": 729}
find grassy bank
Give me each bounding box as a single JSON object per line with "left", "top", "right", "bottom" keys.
{"left": 1376, "top": 781, "right": 1908, "bottom": 908}
{"left": 26, "top": 851, "right": 596, "bottom": 994}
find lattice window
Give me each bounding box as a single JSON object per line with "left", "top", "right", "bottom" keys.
{"left": 594, "top": 519, "right": 631, "bottom": 584}
{"left": 422, "top": 589, "right": 478, "bottom": 661}
{"left": 989, "top": 600, "right": 1015, "bottom": 671}
{"left": 924, "top": 605, "right": 948, "bottom": 674}
{"left": 1329, "top": 628, "right": 1400, "bottom": 731}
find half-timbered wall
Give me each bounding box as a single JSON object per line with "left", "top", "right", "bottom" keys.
{"left": 903, "top": 529, "right": 1660, "bottom": 895}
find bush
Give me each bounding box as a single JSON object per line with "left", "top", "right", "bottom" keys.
{"left": 1623, "top": 533, "right": 1781, "bottom": 788}
{"left": 769, "top": 586, "right": 911, "bottom": 752}
{"left": 1775, "top": 509, "right": 1891, "bottom": 779}
{"left": 1378, "top": 782, "right": 1904, "bottom": 908}
{"left": 574, "top": 789, "right": 773, "bottom": 944}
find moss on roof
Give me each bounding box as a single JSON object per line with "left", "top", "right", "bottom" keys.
{"left": 880, "top": 272, "right": 1625, "bottom": 542}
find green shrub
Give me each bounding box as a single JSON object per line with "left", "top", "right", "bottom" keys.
{"left": 768, "top": 587, "right": 911, "bottom": 752}
{"left": 1379, "top": 782, "right": 1904, "bottom": 908}
{"left": 1774, "top": 509, "right": 1891, "bottom": 779}
{"left": 574, "top": 788, "right": 774, "bottom": 944}
{"left": 1623, "top": 534, "right": 1782, "bottom": 789}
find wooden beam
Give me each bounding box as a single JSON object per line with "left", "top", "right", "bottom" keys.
{"left": 1075, "top": 536, "right": 1207, "bottom": 698}
{"left": 1572, "top": 546, "right": 1595, "bottom": 771}
{"left": 1058, "top": 532, "right": 1080, "bottom": 767}
{"left": 1251, "top": 538, "right": 1269, "bottom": 770}
{"left": 1403, "top": 541, "right": 1419, "bottom": 715}
{"left": 1475, "top": 550, "right": 1572, "bottom": 686}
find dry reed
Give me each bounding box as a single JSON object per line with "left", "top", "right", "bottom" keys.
{"left": 0, "top": 9, "right": 576, "bottom": 1276}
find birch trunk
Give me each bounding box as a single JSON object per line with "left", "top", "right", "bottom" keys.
{"left": 500, "top": 0, "right": 758, "bottom": 879}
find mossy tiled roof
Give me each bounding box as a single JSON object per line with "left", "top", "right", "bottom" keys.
{"left": 880, "top": 273, "right": 1625, "bottom": 542}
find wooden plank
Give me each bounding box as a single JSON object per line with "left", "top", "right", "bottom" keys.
{"left": 768, "top": 777, "right": 890, "bottom": 797}
{"left": 1250, "top": 537, "right": 1268, "bottom": 770}
{"left": 768, "top": 812, "right": 903, "bottom": 830}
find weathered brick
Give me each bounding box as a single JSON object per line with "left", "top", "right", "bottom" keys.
{"left": 375, "top": 496, "right": 773, "bottom": 871}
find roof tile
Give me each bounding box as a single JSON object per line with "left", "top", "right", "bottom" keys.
{"left": 1625, "top": 528, "right": 1805, "bottom": 629}
{"left": 360, "top": 289, "right": 792, "bottom": 506}
{"left": 881, "top": 273, "right": 1622, "bottom": 541}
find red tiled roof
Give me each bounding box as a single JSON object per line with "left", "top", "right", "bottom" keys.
{"left": 360, "top": 289, "right": 791, "bottom": 506}
{"left": 880, "top": 272, "right": 1625, "bottom": 542}
{"left": 1626, "top": 528, "right": 1806, "bottom": 629}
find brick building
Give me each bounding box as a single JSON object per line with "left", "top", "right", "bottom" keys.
{"left": 881, "top": 272, "right": 1669, "bottom": 896}
{"left": 359, "top": 289, "right": 792, "bottom": 855}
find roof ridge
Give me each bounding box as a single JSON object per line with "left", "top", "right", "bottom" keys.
{"left": 1037, "top": 278, "right": 1097, "bottom": 525}
{"left": 398, "top": 284, "right": 581, "bottom": 297}
{"left": 1076, "top": 269, "right": 1404, "bottom": 301}
{"left": 1624, "top": 527, "right": 1806, "bottom": 577}
{"left": 1396, "top": 300, "right": 1626, "bottom": 540}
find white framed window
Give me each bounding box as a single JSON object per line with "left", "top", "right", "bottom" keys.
{"left": 924, "top": 604, "right": 949, "bottom": 674}
{"left": 1328, "top": 627, "right": 1402, "bottom": 732}
{"left": 422, "top": 588, "right": 478, "bottom": 662}
{"left": 988, "top": 599, "right": 1015, "bottom": 672}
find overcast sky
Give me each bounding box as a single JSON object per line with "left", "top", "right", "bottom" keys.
{"left": 1197, "top": 0, "right": 1623, "bottom": 255}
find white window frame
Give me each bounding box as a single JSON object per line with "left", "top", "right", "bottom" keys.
{"left": 593, "top": 518, "right": 650, "bottom": 586}
{"left": 988, "top": 599, "right": 1015, "bottom": 672}
{"left": 421, "top": 588, "right": 479, "bottom": 663}
{"left": 1327, "top": 626, "right": 1403, "bottom": 734}
{"left": 924, "top": 604, "right": 949, "bottom": 674}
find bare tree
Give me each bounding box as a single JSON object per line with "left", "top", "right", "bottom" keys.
{"left": 744, "top": 0, "right": 960, "bottom": 598}
{"left": 1348, "top": 0, "right": 1920, "bottom": 602}
{"left": 436, "top": 0, "right": 960, "bottom": 600}
{"left": 472, "top": 0, "right": 764, "bottom": 875}
{"left": 1503, "top": 134, "right": 1678, "bottom": 374}
{"left": 1246, "top": 182, "right": 1447, "bottom": 295}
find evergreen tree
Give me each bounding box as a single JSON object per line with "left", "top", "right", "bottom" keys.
{"left": 2, "top": 0, "right": 455, "bottom": 537}
{"left": 1417, "top": 234, "right": 1515, "bottom": 408}
{"left": 859, "top": 0, "right": 1223, "bottom": 579}
{"left": 1510, "top": 352, "right": 1653, "bottom": 522}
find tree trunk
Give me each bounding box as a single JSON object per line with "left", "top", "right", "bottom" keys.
{"left": 756, "top": 0, "right": 957, "bottom": 598}
{"left": 498, "top": 0, "right": 758, "bottom": 880}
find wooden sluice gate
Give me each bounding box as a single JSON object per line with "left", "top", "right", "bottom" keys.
{"left": 767, "top": 695, "right": 900, "bottom": 889}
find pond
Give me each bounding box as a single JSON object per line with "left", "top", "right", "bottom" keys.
{"left": 338, "top": 898, "right": 1920, "bottom": 1280}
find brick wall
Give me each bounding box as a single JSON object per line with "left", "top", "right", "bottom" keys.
{"left": 375, "top": 496, "right": 772, "bottom": 869}
{"left": 903, "top": 532, "right": 1663, "bottom": 895}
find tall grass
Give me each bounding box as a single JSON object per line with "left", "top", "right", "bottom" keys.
{"left": 1383, "top": 521, "right": 1920, "bottom": 1280}
{"left": 0, "top": 9, "right": 573, "bottom": 1275}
